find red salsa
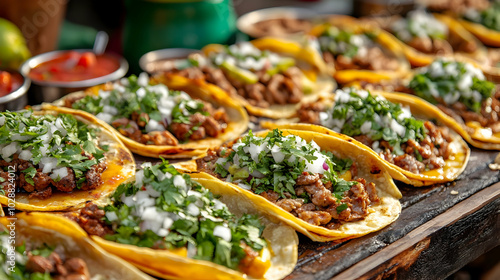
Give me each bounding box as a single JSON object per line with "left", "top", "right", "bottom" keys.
{"left": 28, "top": 51, "right": 120, "bottom": 83}
{"left": 0, "top": 71, "right": 23, "bottom": 97}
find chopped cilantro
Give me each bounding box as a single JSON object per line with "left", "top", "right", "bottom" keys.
{"left": 102, "top": 160, "right": 267, "bottom": 270}
{"left": 71, "top": 74, "right": 208, "bottom": 142}
{"left": 318, "top": 26, "right": 368, "bottom": 58}
{"left": 321, "top": 88, "right": 427, "bottom": 156}
{"left": 0, "top": 110, "right": 106, "bottom": 190}
{"left": 408, "top": 59, "right": 494, "bottom": 113}
{"left": 464, "top": 2, "right": 500, "bottom": 31}
{"left": 213, "top": 129, "right": 356, "bottom": 204}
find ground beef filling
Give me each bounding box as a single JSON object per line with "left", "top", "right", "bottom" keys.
{"left": 25, "top": 250, "right": 92, "bottom": 280}
{"left": 171, "top": 65, "right": 304, "bottom": 108}
{"left": 322, "top": 46, "right": 400, "bottom": 72}
{"left": 0, "top": 153, "right": 106, "bottom": 199}
{"left": 65, "top": 202, "right": 113, "bottom": 238}
{"left": 436, "top": 87, "right": 500, "bottom": 134}
{"left": 298, "top": 104, "right": 453, "bottom": 174}
{"left": 68, "top": 95, "right": 228, "bottom": 145}
{"left": 196, "top": 149, "right": 380, "bottom": 229}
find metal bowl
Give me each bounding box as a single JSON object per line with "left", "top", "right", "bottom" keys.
{"left": 0, "top": 68, "right": 31, "bottom": 111}
{"left": 237, "top": 7, "right": 317, "bottom": 39}
{"left": 139, "top": 48, "right": 200, "bottom": 74}
{"left": 20, "top": 49, "right": 128, "bottom": 104}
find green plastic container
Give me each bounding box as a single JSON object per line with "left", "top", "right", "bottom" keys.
{"left": 123, "top": 0, "right": 237, "bottom": 73}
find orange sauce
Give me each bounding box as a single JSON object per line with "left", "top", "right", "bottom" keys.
{"left": 28, "top": 51, "right": 120, "bottom": 82}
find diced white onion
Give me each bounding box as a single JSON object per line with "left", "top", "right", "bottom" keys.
{"left": 157, "top": 228, "right": 169, "bottom": 237}
{"left": 50, "top": 167, "right": 68, "bottom": 180}
{"left": 39, "top": 157, "right": 58, "bottom": 174}
{"left": 137, "top": 72, "right": 149, "bottom": 87}
{"left": 105, "top": 211, "right": 118, "bottom": 222}
{"left": 173, "top": 175, "right": 187, "bottom": 191}
{"left": 187, "top": 203, "right": 200, "bottom": 216}
{"left": 390, "top": 119, "right": 406, "bottom": 137}
{"left": 360, "top": 121, "right": 372, "bottom": 134}
{"left": 54, "top": 118, "right": 67, "bottom": 136}
{"left": 271, "top": 144, "right": 284, "bottom": 163}
{"left": 304, "top": 151, "right": 328, "bottom": 174}
{"left": 18, "top": 150, "right": 32, "bottom": 161}
{"left": 95, "top": 112, "right": 113, "bottom": 124}
{"left": 163, "top": 217, "right": 174, "bottom": 229}
{"left": 213, "top": 225, "right": 232, "bottom": 242}
{"left": 2, "top": 142, "right": 19, "bottom": 159}
{"left": 145, "top": 119, "right": 165, "bottom": 133}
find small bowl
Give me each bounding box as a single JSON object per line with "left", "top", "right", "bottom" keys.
{"left": 0, "top": 68, "right": 30, "bottom": 111}
{"left": 20, "top": 49, "right": 128, "bottom": 104}
{"left": 139, "top": 48, "right": 200, "bottom": 74}
{"left": 237, "top": 7, "right": 318, "bottom": 39}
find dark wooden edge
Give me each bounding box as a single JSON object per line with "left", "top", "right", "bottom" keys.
{"left": 332, "top": 182, "right": 500, "bottom": 279}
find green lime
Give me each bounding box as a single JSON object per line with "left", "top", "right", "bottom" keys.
{"left": 0, "top": 18, "right": 31, "bottom": 69}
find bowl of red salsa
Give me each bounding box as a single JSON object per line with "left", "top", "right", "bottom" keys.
{"left": 20, "top": 50, "right": 128, "bottom": 103}
{"left": 0, "top": 68, "right": 30, "bottom": 111}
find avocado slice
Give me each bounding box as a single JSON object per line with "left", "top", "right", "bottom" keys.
{"left": 220, "top": 61, "right": 259, "bottom": 84}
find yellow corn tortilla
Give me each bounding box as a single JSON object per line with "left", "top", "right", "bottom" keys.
{"left": 0, "top": 110, "right": 135, "bottom": 212}
{"left": 0, "top": 212, "right": 153, "bottom": 280}
{"left": 310, "top": 15, "right": 411, "bottom": 85}
{"left": 458, "top": 18, "right": 500, "bottom": 47}
{"left": 46, "top": 74, "right": 249, "bottom": 159}
{"left": 262, "top": 90, "right": 471, "bottom": 186}
{"left": 60, "top": 174, "right": 298, "bottom": 280}
{"left": 177, "top": 129, "right": 402, "bottom": 242}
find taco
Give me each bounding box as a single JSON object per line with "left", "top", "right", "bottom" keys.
{"left": 361, "top": 10, "right": 488, "bottom": 68}
{"left": 46, "top": 72, "right": 248, "bottom": 158}
{"left": 179, "top": 128, "right": 402, "bottom": 242}
{"left": 457, "top": 1, "right": 500, "bottom": 47}
{"left": 63, "top": 161, "right": 298, "bottom": 280}
{"left": 406, "top": 58, "right": 500, "bottom": 149}
{"left": 1, "top": 213, "right": 152, "bottom": 280}
{"left": 309, "top": 15, "right": 411, "bottom": 85}
{"left": 0, "top": 109, "right": 135, "bottom": 211}
{"left": 264, "top": 87, "right": 470, "bottom": 186}
{"left": 154, "top": 39, "right": 333, "bottom": 119}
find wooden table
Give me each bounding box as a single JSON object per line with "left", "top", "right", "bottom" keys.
{"left": 284, "top": 147, "right": 500, "bottom": 279}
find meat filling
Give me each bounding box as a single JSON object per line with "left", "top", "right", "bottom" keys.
{"left": 323, "top": 46, "right": 400, "bottom": 72}
{"left": 298, "top": 104, "right": 453, "bottom": 173}
{"left": 1, "top": 153, "right": 106, "bottom": 199}
{"left": 196, "top": 149, "right": 380, "bottom": 228}
{"left": 25, "top": 250, "right": 91, "bottom": 280}
{"left": 171, "top": 65, "right": 304, "bottom": 108}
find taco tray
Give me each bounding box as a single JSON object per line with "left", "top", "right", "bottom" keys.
{"left": 134, "top": 143, "right": 500, "bottom": 279}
